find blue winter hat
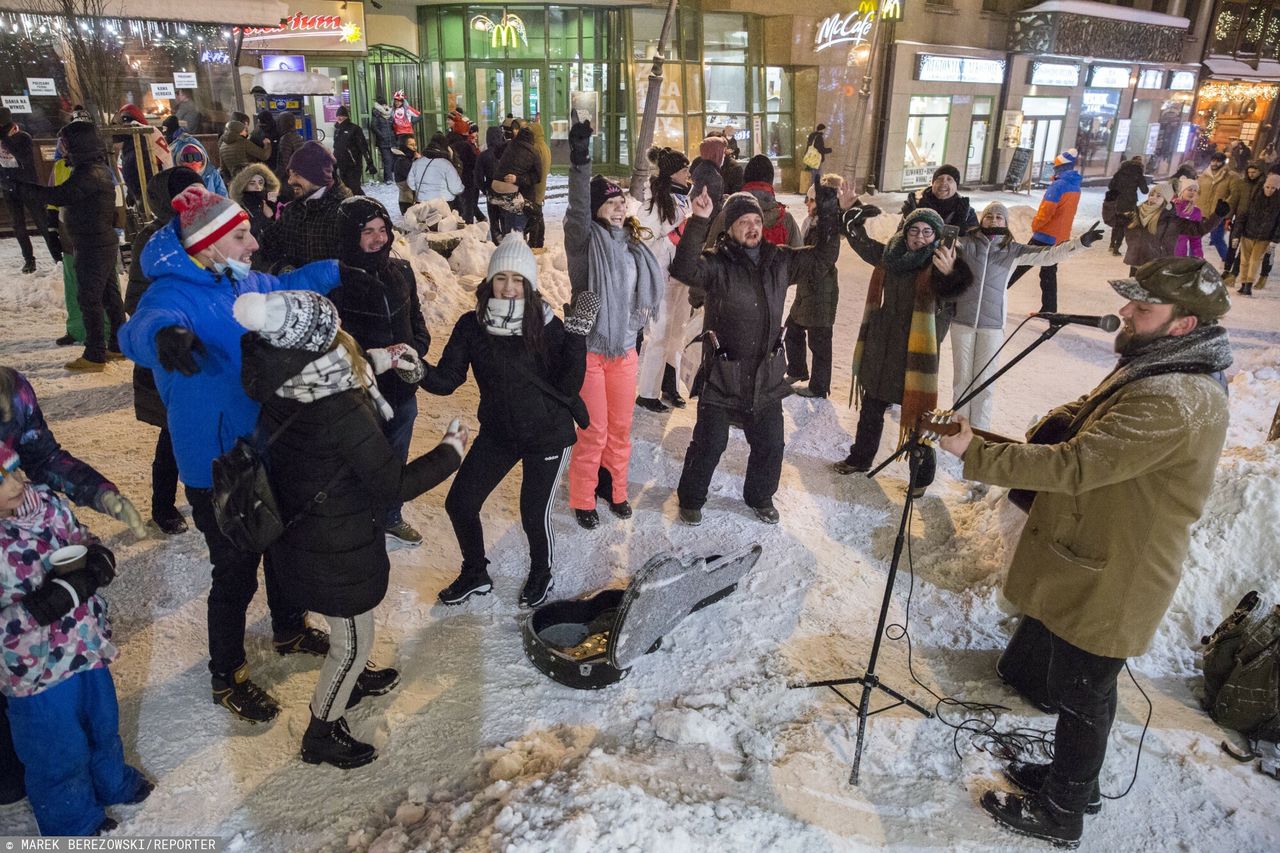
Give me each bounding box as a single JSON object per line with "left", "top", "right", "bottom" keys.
{"left": 1053, "top": 148, "right": 1079, "bottom": 171}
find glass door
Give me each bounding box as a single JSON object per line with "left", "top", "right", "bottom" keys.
{"left": 966, "top": 98, "right": 993, "bottom": 183}
{"left": 475, "top": 65, "right": 507, "bottom": 142}
{"left": 1020, "top": 118, "right": 1063, "bottom": 185}
{"left": 509, "top": 67, "right": 542, "bottom": 121}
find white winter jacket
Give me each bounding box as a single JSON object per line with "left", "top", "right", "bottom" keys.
{"left": 635, "top": 191, "right": 692, "bottom": 276}
{"left": 954, "top": 229, "right": 1085, "bottom": 329}
{"left": 407, "top": 155, "right": 463, "bottom": 203}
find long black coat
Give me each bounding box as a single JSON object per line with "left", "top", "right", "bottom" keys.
{"left": 1108, "top": 161, "right": 1149, "bottom": 212}
{"left": 327, "top": 259, "right": 431, "bottom": 405}
{"left": 475, "top": 126, "right": 506, "bottom": 195}
{"left": 670, "top": 213, "right": 840, "bottom": 412}
{"left": 23, "top": 133, "right": 116, "bottom": 249}
{"left": 422, "top": 311, "right": 585, "bottom": 454}
{"left": 242, "top": 339, "right": 460, "bottom": 617}
{"left": 333, "top": 120, "right": 371, "bottom": 172}
{"left": 124, "top": 177, "right": 181, "bottom": 427}
{"left": 495, "top": 131, "right": 542, "bottom": 201}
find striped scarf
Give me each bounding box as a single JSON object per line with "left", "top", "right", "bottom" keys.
{"left": 851, "top": 240, "right": 941, "bottom": 445}
{"left": 275, "top": 346, "right": 394, "bottom": 422}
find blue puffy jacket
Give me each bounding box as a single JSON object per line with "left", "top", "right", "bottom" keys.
{"left": 118, "top": 219, "right": 340, "bottom": 488}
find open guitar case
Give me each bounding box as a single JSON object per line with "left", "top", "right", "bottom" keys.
{"left": 522, "top": 545, "right": 763, "bottom": 689}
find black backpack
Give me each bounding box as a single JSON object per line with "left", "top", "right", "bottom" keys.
{"left": 211, "top": 409, "right": 345, "bottom": 554}
{"left": 1201, "top": 591, "right": 1280, "bottom": 743}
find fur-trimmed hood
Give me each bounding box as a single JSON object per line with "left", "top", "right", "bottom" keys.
{"left": 228, "top": 162, "right": 280, "bottom": 205}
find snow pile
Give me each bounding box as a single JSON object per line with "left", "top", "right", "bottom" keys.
{"left": 0, "top": 264, "right": 66, "bottom": 313}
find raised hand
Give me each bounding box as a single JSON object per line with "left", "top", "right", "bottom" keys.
{"left": 1079, "top": 226, "right": 1105, "bottom": 247}
{"left": 932, "top": 242, "right": 957, "bottom": 277}
{"left": 568, "top": 120, "right": 593, "bottom": 166}
{"left": 691, "top": 185, "right": 713, "bottom": 219}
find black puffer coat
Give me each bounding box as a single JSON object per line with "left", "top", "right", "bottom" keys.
{"left": 1107, "top": 160, "right": 1149, "bottom": 212}
{"left": 689, "top": 157, "right": 725, "bottom": 223}
{"left": 670, "top": 209, "right": 841, "bottom": 413}
{"left": 23, "top": 123, "right": 116, "bottom": 249}
{"left": 495, "top": 128, "right": 542, "bottom": 201}
{"left": 1236, "top": 183, "right": 1280, "bottom": 242}
{"left": 242, "top": 339, "right": 460, "bottom": 617}
{"left": 900, "top": 187, "right": 978, "bottom": 230}
{"left": 422, "top": 311, "right": 585, "bottom": 454}
{"left": 475, "top": 126, "right": 506, "bottom": 196}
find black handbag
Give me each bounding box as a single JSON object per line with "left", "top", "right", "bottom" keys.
{"left": 212, "top": 408, "right": 347, "bottom": 553}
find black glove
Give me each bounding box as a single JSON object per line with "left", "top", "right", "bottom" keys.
{"left": 814, "top": 183, "right": 840, "bottom": 219}
{"left": 25, "top": 569, "right": 101, "bottom": 627}
{"left": 85, "top": 543, "right": 117, "bottom": 588}
{"left": 1215, "top": 199, "right": 1231, "bottom": 218}
{"left": 1079, "top": 227, "right": 1105, "bottom": 247}
{"left": 366, "top": 161, "right": 377, "bottom": 177}
{"left": 843, "top": 204, "right": 881, "bottom": 230}
{"left": 568, "top": 120, "right": 593, "bottom": 166}
{"left": 155, "top": 326, "right": 205, "bottom": 376}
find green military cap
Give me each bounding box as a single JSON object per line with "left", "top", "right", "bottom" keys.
{"left": 1109, "top": 256, "right": 1231, "bottom": 322}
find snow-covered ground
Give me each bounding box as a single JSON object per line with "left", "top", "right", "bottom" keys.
{"left": 1, "top": 184, "right": 1278, "bottom": 851}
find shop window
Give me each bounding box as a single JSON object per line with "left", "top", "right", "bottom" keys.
{"left": 1022, "top": 96, "right": 1070, "bottom": 117}
{"left": 1137, "top": 69, "right": 1165, "bottom": 90}
{"left": 632, "top": 8, "right": 678, "bottom": 62}
{"left": 703, "top": 13, "right": 747, "bottom": 64}
{"left": 440, "top": 12, "right": 466, "bottom": 59}
{"left": 904, "top": 96, "right": 951, "bottom": 188}
{"left": 443, "top": 61, "right": 466, "bottom": 114}
{"left": 1238, "top": 2, "right": 1268, "bottom": 54}
{"left": 1211, "top": 3, "right": 1245, "bottom": 54}
{"left": 548, "top": 8, "right": 577, "bottom": 61}
{"left": 679, "top": 7, "right": 700, "bottom": 64}
{"left": 704, "top": 65, "right": 747, "bottom": 117}
{"left": 422, "top": 13, "right": 440, "bottom": 60}
{"left": 765, "top": 68, "right": 792, "bottom": 114}
{"left": 766, "top": 114, "right": 793, "bottom": 159}
{"left": 635, "top": 62, "right": 685, "bottom": 115}
{"left": 1265, "top": 10, "right": 1280, "bottom": 61}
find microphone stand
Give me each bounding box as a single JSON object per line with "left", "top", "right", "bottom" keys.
{"left": 790, "top": 319, "right": 1070, "bottom": 786}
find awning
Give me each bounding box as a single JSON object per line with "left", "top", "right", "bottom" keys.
{"left": 241, "top": 68, "right": 336, "bottom": 96}
{"left": 1203, "top": 57, "right": 1280, "bottom": 80}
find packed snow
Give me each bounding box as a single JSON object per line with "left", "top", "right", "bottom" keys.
{"left": 0, "top": 181, "right": 1278, "bottom": 851}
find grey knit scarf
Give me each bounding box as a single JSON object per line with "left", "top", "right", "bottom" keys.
{"left": 586, "top": 223, "right": 664, "bottom": 358}
{"left": 276, "top": 346, "right": 394, "bottom": 421}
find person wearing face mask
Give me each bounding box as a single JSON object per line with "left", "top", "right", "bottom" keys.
{"left": 327, "top": 197, "right": 432, "bottom": 546}
{"left": 950, "top": 202, "right": 1101, "bottom": 431}
{"left": 1230, "top": 169, "right": 1280, "bottom": 295}
{"left": 228, "top": 163, "right": 280, "bottom": 253}
{"left": 421, "top": 236, "right": 597, "bottom": 607}
{"left": 1121, "top": 182, "right": 1225, "bottom": 273}
{"left": 831, "top": 206, "right": 973, "bottom": 495}
{"left": 563, "top": 120, "right": 664, "bottom": 530}
{"left": 899, "top": 164, "right": 978, "bottom": 230}
{"left": 119, "top": 185, "right": 361, "bottom": 724}
{"left": 634, "top": 145, "right": 694, "bottom": 412}
{"left": 670, "top": 183, "right": 850, "bottom": 526}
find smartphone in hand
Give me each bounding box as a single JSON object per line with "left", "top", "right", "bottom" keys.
{"left": 941, "top": 224, "right": 960, "bottom": 251}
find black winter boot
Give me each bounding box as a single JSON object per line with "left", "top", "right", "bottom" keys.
{"left": 300, "top": 714, "right": 377, "bottom": 769}
{"left": 980, "top": 790, "right": 1083, "bottom": 848}
{"left": 1003, "top": 761, "right": 1101, "bottom": 814}
{"left": 574, "top": 509, "right": 600, "bottom": 529}
{"left": 346, "top": 664, "right": 402, "bottom": 709}
{"left": 211, "top": 665, "right": 280, "bottom": 724}
{"left": 519, "top": 568, "right": 554, "bottom": 608}
{"left": 1239, "top": 281, "right": 1254, "bottom": 296}
{"left": 273, "top": 626, "right": 330, "bottom": 657}
{"left": 438, "top": 562, "right": 493, "bottom": 605}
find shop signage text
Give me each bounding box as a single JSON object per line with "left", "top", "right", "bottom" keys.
{"left": 242, "top": 14, "right": 358, "bottom": 43}
{"left": 1029, "top": 62, "right": 1079, "bottom": 88}
{"left": 174, "top": 72, "right": 198, "bottom": 89}
{"left": 1169, "top": 71, "right": 1196, "bottom": 91}
{"left": 26, "top": 78, "right": 56, "bottom": 96}
{"left": 150, "top": 83, "right": 176, "bottom": 99}
{"left": 2, "top": 95, "right": 31, "bottom": 114}
{"left": 236, "top": 5, "right": 366, "bottom": 53}
{"left": 814, "top": 2, "right": 902, "bottom": 54}
{"left": 1089, "top": 66, "right": 1132, "bottom": 89}
{"left": 916, "top": 54, "right": 1005, "bottom": 85}
{"left": 201, "top": 49, "right": 231, "bottom": 64}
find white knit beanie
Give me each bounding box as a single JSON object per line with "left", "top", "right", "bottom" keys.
{"left": 487, "top": 233, "right": 539, "bottom": 292}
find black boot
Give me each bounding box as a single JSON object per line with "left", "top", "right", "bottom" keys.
{"left": 273, "top": 626, "right": 330, "bottom": 657}
{"left": 575, "top": 509, "right": 600, "bottom": 529}
{"left": 1003, "top": 761, "right": 1101, "bottom": 815}
{"left": 438, "top": 562, "right": 493, "bottom": 605}
{"left": 519, "top": 568, "right": 554, "bottom": 608}
{"left": 300, "top": 714, "right": 377, "bottom": 769}
{"left": 607, "top": 499, "right": 632, "bottom": 519}
{"left": 636, "top": 396, "right": 670, "bottom": 413}
{"left": 211, "top": 665, "right": 280, "bottom": 724}
{"left": 21, "top": 258, "right": 36, "bottom": 274}
{"left": 980, "top": 790, "right": 1083, "bottom": 849}
{"left": 346, "top": 663, "right": 401, "bottom": 709}
{"left": 661, "top": 364, "right": 686, "bottom": 408}
{"left": 151, "top": 508, "right": 188, "bottom": 535}
{"left": 1239, "top": 281, "right": 1254, "bottom": 296}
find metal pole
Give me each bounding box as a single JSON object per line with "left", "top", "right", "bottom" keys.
{"left": 629, "top": 0, "right": 680, "bottom": 201}
{"left": 841, "top": 18, "right": 887, "bottom": 193}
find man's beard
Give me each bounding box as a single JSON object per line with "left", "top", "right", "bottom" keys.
{"left": 1114, "top": 319, "right": 1177, "bottom": 355}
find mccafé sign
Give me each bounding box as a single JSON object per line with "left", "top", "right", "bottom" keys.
{"left": 814, "top": 1, "right": 904, "bottom": 53}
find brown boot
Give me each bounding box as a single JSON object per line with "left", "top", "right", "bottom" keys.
{"left": 1255, "top": 275, "right": 1268, "bottom": 290}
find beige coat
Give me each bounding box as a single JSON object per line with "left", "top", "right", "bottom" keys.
{"left": 963, "top": 371, "right": 1229, "bottom": 659}
{"left": 1196, "top": 166, "right": 1237, "bottom": 217}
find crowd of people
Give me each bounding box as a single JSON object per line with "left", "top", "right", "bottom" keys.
{"left": 0, "top": 103, "right": 1244, "bottom": 850}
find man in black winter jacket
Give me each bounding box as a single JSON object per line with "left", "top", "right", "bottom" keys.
{"left": 670, "top": 185, "right": 847, "bottom": 526}
{"left": 261, "top": 141, "right": 351, "bottom": 272}
{"left": 447, "top": 126, "right": 481, "bottom": 224}
{"left": 496, "top": 127, "right": 543, "bottom": 241}
{"left": 1, "top": 107, "right": 63, "bottom": 273}
{"left": 900, "top": 164, "right": 979, "bottom": 230}
{"left": 328, "top": 196, "right": 432, "bottom": 545}
{"left": 475, "top": 126, "right": 507, "bottom": 241}
{"left": 332, "top": 106, "right": 375, "bottom": 197}
{"left": 22, "top": 121, "right": 124, "bottom": 372}
{"left": 371, "top": 98, "right": 396, "bottom": 183}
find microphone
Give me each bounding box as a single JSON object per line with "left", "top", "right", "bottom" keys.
{"left": 1032, "top": 312, "right": 1121, "bottom": 332}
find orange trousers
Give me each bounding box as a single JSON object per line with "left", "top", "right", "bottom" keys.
{"left": 569, "top": 349, "right": 638, "bottom": 510}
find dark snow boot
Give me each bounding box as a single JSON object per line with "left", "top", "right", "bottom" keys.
{"left": 636, "top": 396, "right": 670, "bottom": 413}
{"left": 95, "top": 817, "right": 119, "bottom": 835}
{"left": 750, "top": 501, "right": 780, "bottom": 524}
{"left": 980, "top": 790, "right": 1083, "bottom": 849}
{"left": 607, "top": 499, "right": 632, "bottom": 519}
{"left": 519, "top": 568, "right": 554, "bottom": 608}
{"left": 125, "top": 778, "right": 156, "bottom": 805}
{"left": 300, "top": 715, "right": 377, "bottom": 769}
{"left": 346, "top": 664, "right": 402, "bottom": 709}
{"left": 1003, "top": 761, "right": 1101, "bottom": 814}
{"left": 273, "top": 626, "right": 330, "bottom": 657}
{"left": 21, "top": 258, "right": 36, "bottom": 274}
{"left": 574, "top": 509, "right": 600, "bottom": 529}
{"left": 661, "top": 364, "right": 686, "bottom": 408}
{"left": 438, "top": 563, "right": 493, "bottom": 605}
{"left": 1239, "top": 281, "right": 1254, "bottom": 296}
{"left": 152, "top": 508, "right": 188, "bottom": 535}
{"left": 211, "top": 665, "right": 280, "bottom": 724}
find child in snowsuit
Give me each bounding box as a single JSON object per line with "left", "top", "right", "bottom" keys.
{"left": 0, "top": 447, "right": 151, "bottom": 836}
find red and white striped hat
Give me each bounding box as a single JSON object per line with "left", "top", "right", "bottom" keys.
{"left": 171, "top": 185, "right": 249, "bottom": 255}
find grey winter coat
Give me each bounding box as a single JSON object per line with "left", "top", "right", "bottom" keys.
{"left": 954, "top": 229, "right": 1085, "bottom": 329}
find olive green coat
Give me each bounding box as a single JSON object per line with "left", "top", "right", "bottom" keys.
{"left": 962, "top": 371, "right": 1229, "bottom": 659}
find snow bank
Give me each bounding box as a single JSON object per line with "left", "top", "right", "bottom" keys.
{"left": 0, "top": 264, "right": 66, "bottom": 314}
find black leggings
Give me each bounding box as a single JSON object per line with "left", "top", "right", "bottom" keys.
{"left": 444, "top": 430, "right": 569, "bottom": 573}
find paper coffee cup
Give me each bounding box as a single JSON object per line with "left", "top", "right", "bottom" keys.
{"left": 49, "top": 544, "right": 88, "bottom": 577}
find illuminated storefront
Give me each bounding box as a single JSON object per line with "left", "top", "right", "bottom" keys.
{"left": 1193, "top": 79, "right": 1279, "bottom": 151}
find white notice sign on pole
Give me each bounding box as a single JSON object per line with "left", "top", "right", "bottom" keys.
{"left": 26, "top": 78, "right": 57, "bottom": 96}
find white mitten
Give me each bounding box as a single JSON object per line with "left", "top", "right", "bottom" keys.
{"left": 440, "top": 418, "right": 469, "bottom": 457}
{"left": 366, "top": 348, "right": 394, "bottom": 375}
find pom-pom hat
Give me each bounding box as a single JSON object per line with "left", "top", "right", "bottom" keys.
{"left": 171, "top": 185, "right": 249, "bottom": 255}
